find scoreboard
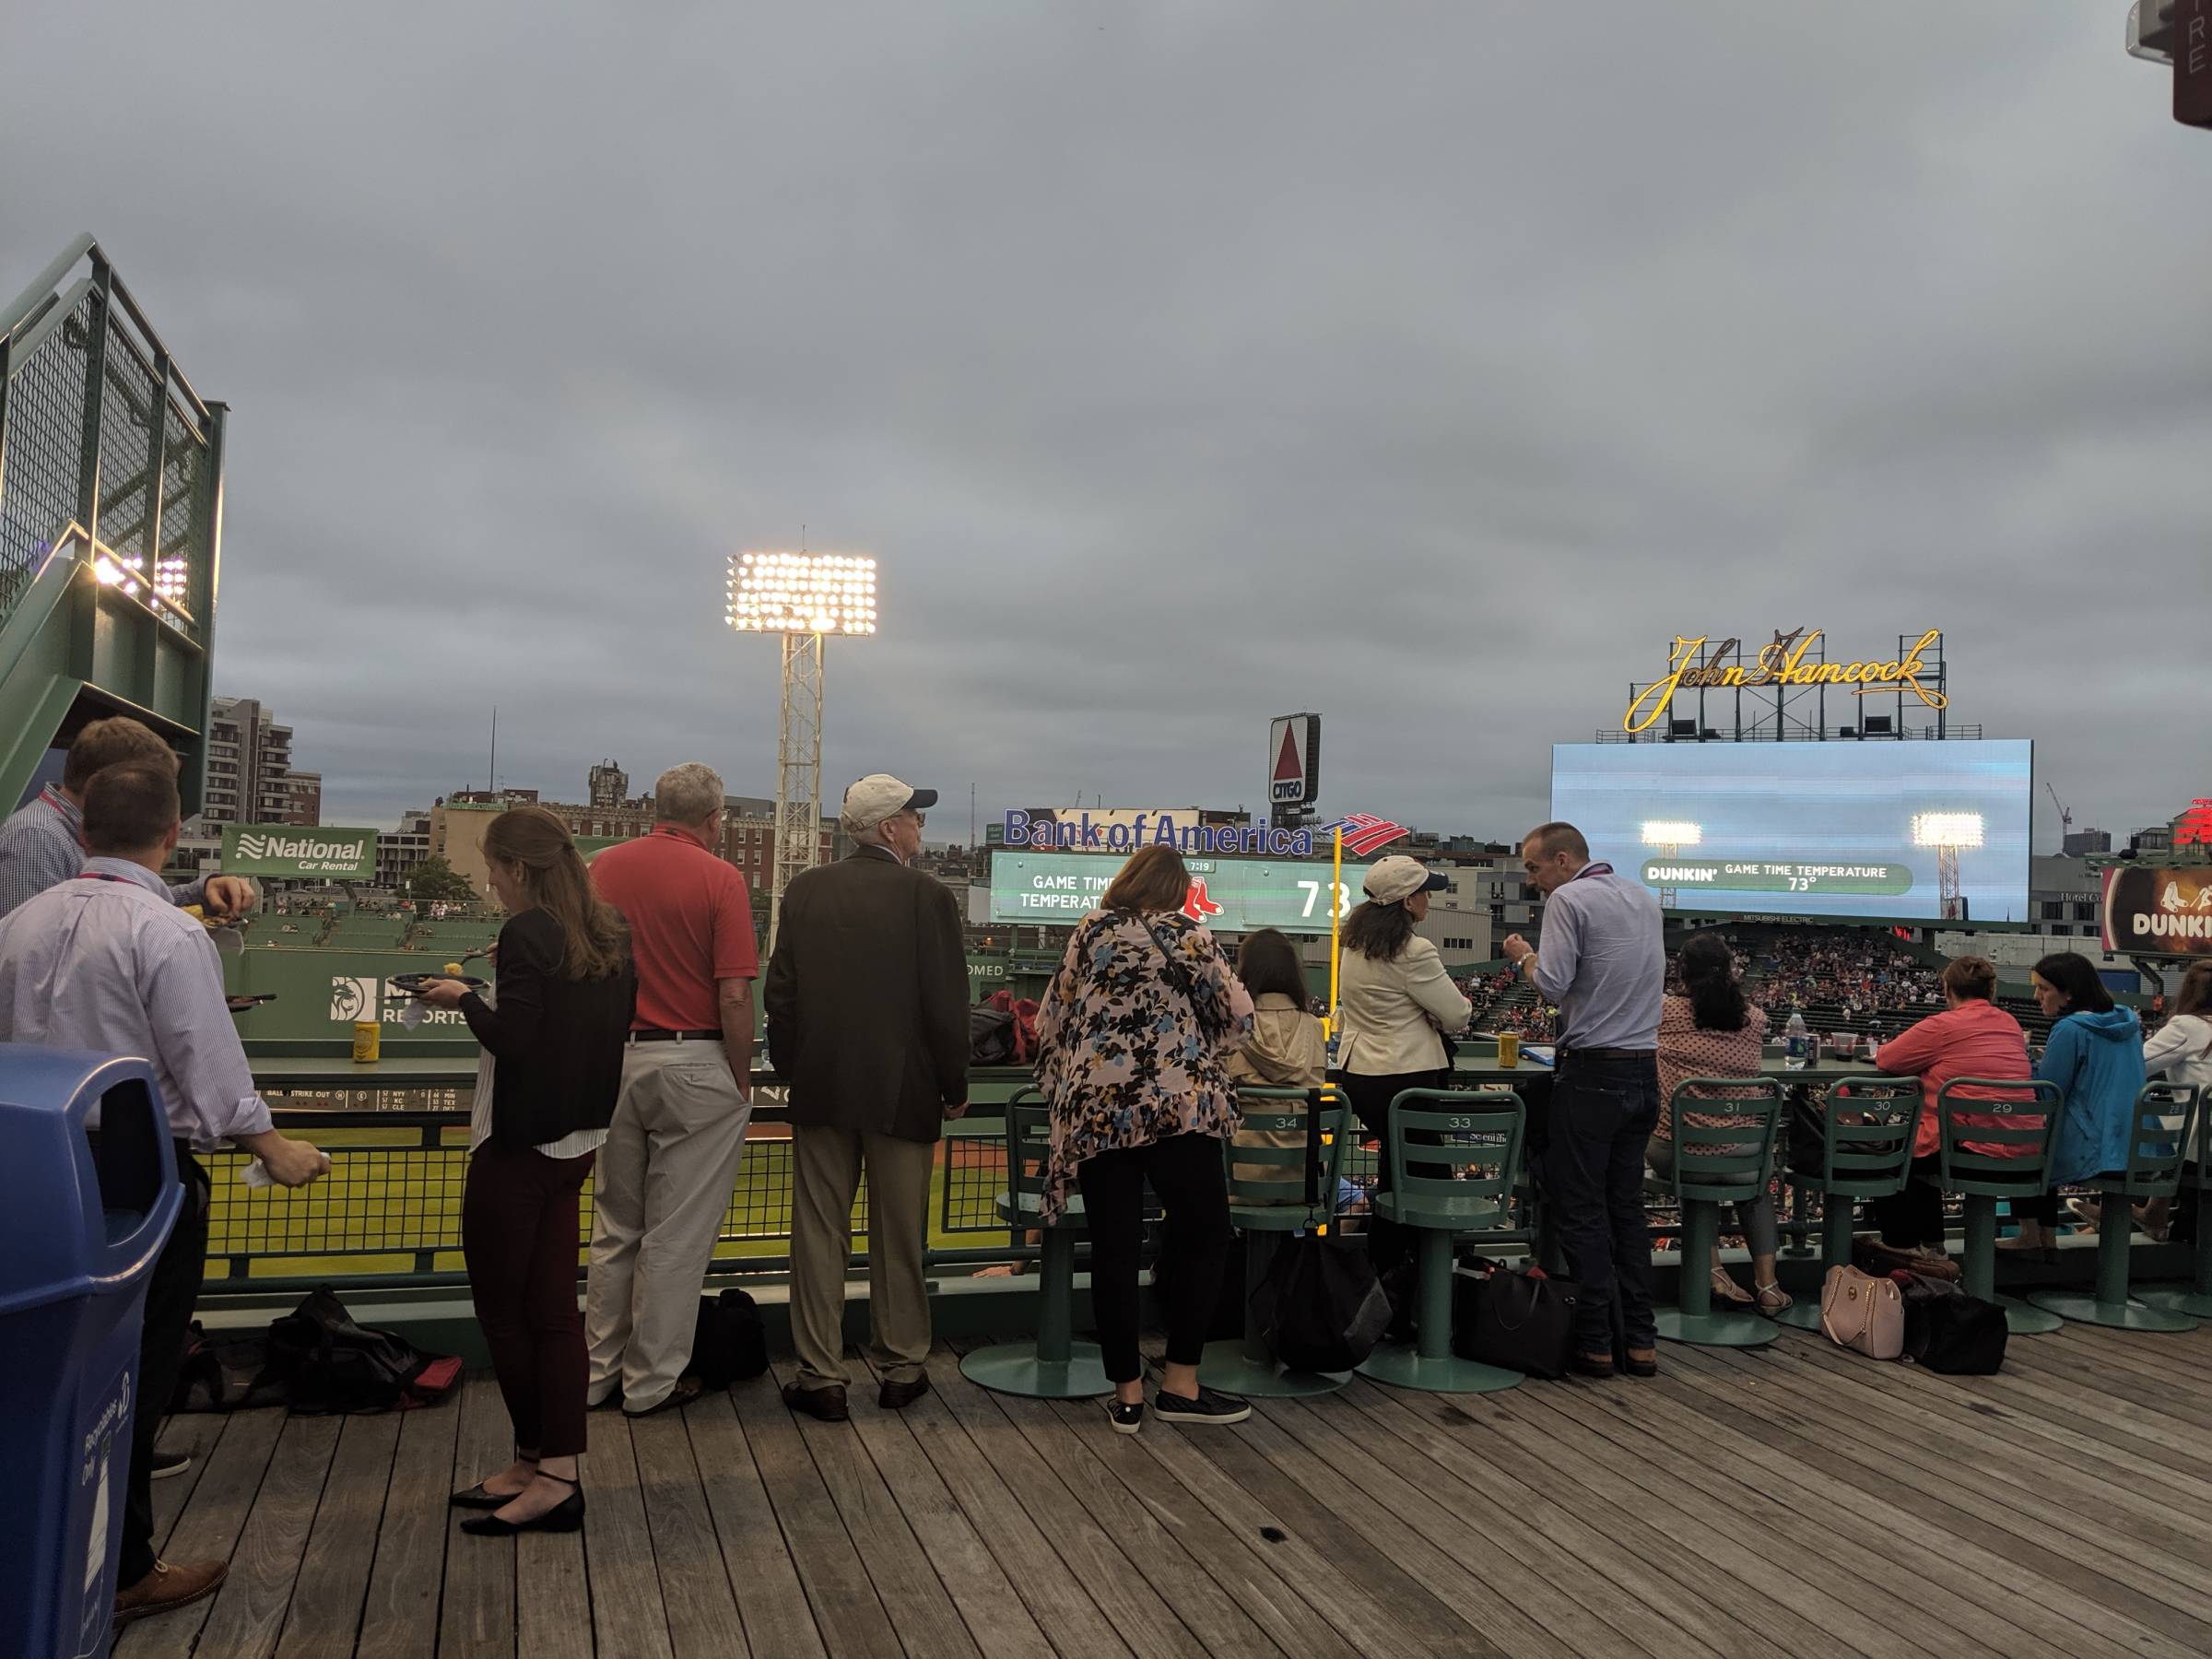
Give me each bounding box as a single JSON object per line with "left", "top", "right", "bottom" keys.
{"left": 988, "top": 853, "right": 1377, "bottom": 935}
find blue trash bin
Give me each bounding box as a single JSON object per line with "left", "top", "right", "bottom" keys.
{"left": 0, "top": 1048, "right": 182, "bottom": 1659}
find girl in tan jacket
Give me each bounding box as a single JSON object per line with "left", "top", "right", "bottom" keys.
{"left": 1224, "top": 929, "right": 1329, "bottom": 1201}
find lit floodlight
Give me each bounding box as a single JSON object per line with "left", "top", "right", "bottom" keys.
{"left": 725, "top": 550, "right": 879, "bottom": 636}
{"left": 1911, "top": 813, "right": 1984, "bottom": 849}
{"left": 1641, "top": 820, "right": 1703, "bottom": 847}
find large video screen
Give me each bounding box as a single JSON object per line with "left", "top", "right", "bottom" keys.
{"left": 989, "top": 852, "right": 1373, "bottom": 935}
{"left": 1550, "top": 740, "right": 2032, "bottom": 924}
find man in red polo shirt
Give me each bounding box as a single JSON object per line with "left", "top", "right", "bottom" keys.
{"left": 584, "top": 763, "right": 758, "bottom": 1415}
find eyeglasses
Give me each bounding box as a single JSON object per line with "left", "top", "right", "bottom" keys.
{"left": 909, "top": 811, "right": 926, "bottom": 829}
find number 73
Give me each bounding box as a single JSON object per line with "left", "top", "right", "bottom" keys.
{"left": 1297, "top": 880, "right": 1353, "bottom": 919}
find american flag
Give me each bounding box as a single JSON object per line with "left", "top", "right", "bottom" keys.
{"left": 1314, "top": 813, "right": 1413, "bottom": 857}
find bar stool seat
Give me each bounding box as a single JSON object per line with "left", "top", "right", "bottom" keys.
{"left": 1772, "top": 1077, "right": 1922, "bottom": 1333}
{"left": 1357, "top": 1089, "right": 1525, "bottom": 1394}
{"left": 1199, "top": 1087, "right": 1357, "bottom": 1398}
{"left": 1938, "top": 1077, "right": 2065, "bottom": 1336}
{"left": 1654, "top": 1077, "right": 1784, "bottom": 1348}
{"left": 2144, "top": 1082, "right": 2212, "bottom": 1320}
{"left": 2030, "top": 1082, "right": 2200, "bottom": 1333}
{"left": 961, "top": 1089, "right": 1112, "bottom": 1399}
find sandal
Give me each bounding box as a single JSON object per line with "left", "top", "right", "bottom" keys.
{"left": 1755, "top": 1282, "right": 1794, "bottom": 1318}
{"left": 1709, "top": 1267, "right": 1755, "bottom": 1307}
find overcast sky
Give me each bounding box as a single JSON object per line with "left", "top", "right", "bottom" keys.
{"left": 6, "top": 3, "right": 2206, "bottom": 850}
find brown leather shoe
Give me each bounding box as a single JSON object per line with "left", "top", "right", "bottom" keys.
{"left": 623, "top": 1375, "right": 703, "bottom": 1418}
{"left": 877, "top": 1372, "right": 931, "bottom": 1411}
{"left": 782, "top": 1381, "right": 849, "bottom": 1421}
{"left": 114, "top": 1559, "right": 228, "bottom": 1626}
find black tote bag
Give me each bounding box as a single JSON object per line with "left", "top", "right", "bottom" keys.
{"left": 1250, "top": 1091, "right": 1392, "bottom": 1373}
{"left": 1451, "top": 1261, "right": 1580, "bottom": 1379}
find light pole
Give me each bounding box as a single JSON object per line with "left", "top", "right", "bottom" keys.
{"left": 1641, "top": 819, "right": 1702, "bottom": 910}
{"left": 1912, "top": 813, "right": 1983, "bottom": 922}
{"left": 726, "top": 551, "right": 878, "bottom": 947}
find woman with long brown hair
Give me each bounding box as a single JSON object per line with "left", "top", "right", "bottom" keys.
{"left": 415, "top": 806, "right": 635, "bottom": 1534}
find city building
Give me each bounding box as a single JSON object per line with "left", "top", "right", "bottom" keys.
{"left": 197, "top": 696, "right": 302, "bottom": 828}
{"left": 377, "top": 809, "right": 434, "bottom": 890}
{"left": 283, "top": 770, "right": 323, "bottom": 827}
{"left": 2063, "top": 828, "right": 2112, "bottom": 856}
{"left": 588, "top": 759, "right": 629, "bottom": 809}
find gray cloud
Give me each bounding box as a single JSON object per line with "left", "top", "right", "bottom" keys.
{"left": 6, "top": 1, "right": 2206, "bottom": 849}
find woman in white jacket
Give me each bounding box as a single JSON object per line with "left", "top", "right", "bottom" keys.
{"left": 1334, "top": 856, "right": 1472, "bottom": 1281}
{"left": 2077, "top": 960, "right": 2212, "bottom": 1241}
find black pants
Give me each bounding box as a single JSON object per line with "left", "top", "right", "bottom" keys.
{"left": 1341, "top": 1068, "right": 1448, "bottom": 1277}
{"left": 1540, "top": 1053, "right": 1659, "bottom": 1354}
{"left": 122, "top": 1147, "right": 210, "bottom": 1587}
{"left": 1077, "top": 1133, "right": 1232, "bottom": 1384}
{"left": 464, "top": 1143, "right": 596, "bottom": 1457}
{"left": 1871, "top": 1155, "right": 1945, "bottom": 1250}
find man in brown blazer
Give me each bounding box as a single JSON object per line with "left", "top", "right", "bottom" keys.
{"left": 766, "top": 773, "right": 969, "bottom": 1418}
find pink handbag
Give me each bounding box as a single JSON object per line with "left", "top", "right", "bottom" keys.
{"left": 1821, "top": 1265, "right": 1904, "bottom": 1360}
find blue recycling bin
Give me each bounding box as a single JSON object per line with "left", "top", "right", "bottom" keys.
{"left": 0, "top": 1048, "right": 181, "bottom": 1659}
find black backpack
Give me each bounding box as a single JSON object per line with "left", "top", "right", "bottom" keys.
{"left": 1894, "top": 1273, "right": 2007, "bottom": 1374}
{"left": 690, "top": 1287, "right": 771, "bottom": 1389}
{"left": 970, "top": 1005, "right": 1017, "bottom": 1065}
{"left": 266, "top": 1288, "right": 460, "bottom": 1413}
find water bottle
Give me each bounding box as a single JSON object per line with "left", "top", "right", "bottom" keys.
{"left": 1785, "top": 1008, "right": 1808, "bottom": 1071}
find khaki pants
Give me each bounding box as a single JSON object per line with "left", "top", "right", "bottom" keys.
{"left": 585, "top": 1040, "right": 751, "bottom": 1411}
{"left": 789, "top": 1124, "right": 935, "bottom": 1391}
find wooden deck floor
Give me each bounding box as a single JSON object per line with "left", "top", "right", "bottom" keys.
{"left": 116, "top": 1320, "right": 2212, "bottom": 1659}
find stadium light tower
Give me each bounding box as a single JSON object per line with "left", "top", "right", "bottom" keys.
{"left": 727, "top": 551, "right": 878, "bottom": 947}
{"left": 1641, "top": 819, "right": 1702, "bottom": 910}
{"left": 1912, "top": 812, "right": 1983, "bottom": 922}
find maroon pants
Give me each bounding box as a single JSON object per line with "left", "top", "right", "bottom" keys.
{"left": 464, "top": 1142, "right": 595, "bottom": 1457}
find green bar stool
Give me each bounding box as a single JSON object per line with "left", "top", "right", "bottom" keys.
{"left": 1772, "top": 1077, "right": 1923, "bottom": 1333}
{"left": 2030, "top": 1082, "right": 2201, "bottom": 1333}
{"left": 1938, "top": 1077, "right": 2065, "bottom": 1336}
{"left": 2144, "top": 1085, "right": 2212, "bottom": 1319}
{"left": 1654, "top": 1077, "right": 1784, "bottom": 1348}
{"left": 1198, "top": 1086, "right": 1356, "bottom": 1398}
{"left": 960, "top": 1088, "right": 1112, "bottom": 1398}
{"left": 1357, "top": 1089, "right": 1525, "bottom": 1394}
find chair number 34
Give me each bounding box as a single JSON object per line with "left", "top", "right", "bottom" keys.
{"left": 1296, "top": 880, "right": 1355, "bottom": 919}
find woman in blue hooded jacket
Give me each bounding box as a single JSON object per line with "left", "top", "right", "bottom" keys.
{"left": 2001, "top": 952, "right": 2146, "bottom": 1257}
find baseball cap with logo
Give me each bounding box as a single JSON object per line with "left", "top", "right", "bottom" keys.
{"left": 841, "top": 773, "right": 938, "bottom": 832}
{"left": 1362, "top": 854, "right": 1450, "bottom": 905}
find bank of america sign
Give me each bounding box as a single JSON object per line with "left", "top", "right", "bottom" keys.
{"left": 220, "top": 824, "right": 377, "bottom": 878}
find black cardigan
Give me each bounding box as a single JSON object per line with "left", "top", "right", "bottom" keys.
{"left": 460, "top": 907, "right": 636, "bottom": 1150}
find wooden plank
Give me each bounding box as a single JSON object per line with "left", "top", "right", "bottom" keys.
{"left": 515, "top": 1524, "right": 593, "bottom": 1659}
{"left": 357, "top": 1402, "right": 462, "bottom": 1659}
{"left": 1077, "top": 1394, "right": 1519, "bottom": 1659}
{"left": 174, "top": 1413, "right": 342, "bottom": 1659}
{"left": 1247, "top": 1394, "right": 1651, "bottom": 1659}
{"left": 728, "top": 1367, "right": 904, "bottom": 1658}
{"left": 1558, "top": 1363, "right": 2117, "bottom": 1659}
{"left": 1335, "top": 1379, "right": 1785, "bottom": 1659}
{"left": 1569, "top": 1358, "right": 2195, "bottom": 1659}
{"left": 629, "top": 1407, "right": 747, "bottom": 1659}
{"left": 113, "top": 1406, "right": 284, "bottom": 1659}
{"left": 274, "top": 1412, "right": 401, "bottom": 1659}
{"left": 580, "top": 1408, "right": 677, "bottom": 1659}
{"left": 766, "top": 1357, "right": 981, "bottom": 1659}
{"left": 687, "top": 1391, "right": 830, "bottom": 1659}
{"left": 147, "top": 1413, "right": 229, "bottom": 1547}
{"left": 937, "top": 1354, "right": 1285, "bottom": 1659}
{"left": 1667, "top": 1344, "right": 2212, "bottom": 1650}
{"left": 842, "top": 1364, "right": 1055, "bottom": 1659}
{"left": 437, "top": 1377, "right": 518, "bottom": 1658}
{"left": 2018, "top": 1330, "right": 2212, "bottom": 1434}
{"left": 930, "top": 1354, "right": 1206, "bottom": 1659}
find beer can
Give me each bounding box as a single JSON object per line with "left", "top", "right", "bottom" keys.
{"left": 1498, "top": 1031, "right": 1520, "bottom": 1069}
{"left": 352, "top": 1018, "right": 382, "bottom": 1064}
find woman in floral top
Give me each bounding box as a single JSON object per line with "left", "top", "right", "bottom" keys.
{"left": 1649, "top": 932, "right": 1786, "bottom": 1315}
{"left": 1035, "top": 845, "right": 1255, "bottom": 1432}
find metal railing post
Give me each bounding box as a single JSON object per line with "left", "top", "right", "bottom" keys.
{"left": 74, "top": 257, "right": 112, "bottom": 545}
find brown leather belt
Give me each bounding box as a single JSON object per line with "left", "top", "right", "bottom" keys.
{"left": 629, "top": 1029, "right": 721, "bottom": 1043}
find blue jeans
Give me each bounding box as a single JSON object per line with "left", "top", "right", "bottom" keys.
{"left": 1543, "top": 1052, "right": 1660, "bottom": 1354}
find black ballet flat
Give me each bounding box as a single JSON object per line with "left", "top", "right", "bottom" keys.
{"left": 451, "top": 1452, "right": 536, "bottom": 1509}
{"left": 460, "top": 1473, "right": 584, "bottom": 1535}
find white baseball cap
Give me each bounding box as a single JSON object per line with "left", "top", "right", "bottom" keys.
{"left": 1362, "top": 854, "right": 1450, "bottom": 905}
{"left": 840, "top": 773, "right": 938, "bottom": 832}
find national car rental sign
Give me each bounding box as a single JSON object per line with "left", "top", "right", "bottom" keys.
{"left": 219, "top": 825, "right": 378, "bottom": 879}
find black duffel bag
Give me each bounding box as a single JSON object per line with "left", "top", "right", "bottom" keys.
{"left": 1894, "top": 1272, "right": 2006, "bottom": 1373}
{"left": 691, "top": 1287, "right": 771, "bottom": 1389}
{"left": 1451, "top": 1260, "right": 1580, "bottom": 1380}
{"left": 1250, "top": 1092, "right": 1392, "bottom": 1373}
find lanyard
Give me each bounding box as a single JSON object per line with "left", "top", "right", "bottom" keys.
{"left": 42, "top": 785, "right": 83, "bottom": 850}
{"left": 1569, "top": 862, "right": 1614, "bottom": 884}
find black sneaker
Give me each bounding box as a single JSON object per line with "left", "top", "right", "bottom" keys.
{"left": 1152, "top": 1386, "right": 1251, "bottom": 1427}
{"left": 1107, "top": 1399, "right": 1145, "bottom": 1435}
{"left": 150, "top": 1449, "right": 191, "bottom": 1481}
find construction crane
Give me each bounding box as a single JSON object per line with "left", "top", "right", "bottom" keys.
{"left": 2045, "top": 782, "right": 2072, "bottom": 848}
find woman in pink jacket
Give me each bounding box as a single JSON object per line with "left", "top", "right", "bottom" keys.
{"left": 1867, "top": 956, "right": 2033, "bottom": 1261}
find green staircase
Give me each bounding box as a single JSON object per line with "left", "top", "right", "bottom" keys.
{"left": 1, "top": 235, "right": 225, "bottom": 812}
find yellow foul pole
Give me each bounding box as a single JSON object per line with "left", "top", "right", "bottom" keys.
{"left": 1326, "top": 825, "right": 1344, "bottom": 1036}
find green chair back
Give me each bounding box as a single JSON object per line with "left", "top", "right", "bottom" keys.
{"left": 1664, "top": 1077, "right": 1784, "bottom": 1204}
{"left": 2183, "top": 1081, "right": 2212, "bottom": 1194}
{"left": 1226, "top": 1085, "right": 1352, "bottom": 1223}
{"left": 1936, "top": 1077, "right": 2060, "bottom": 1196}
{"left": 996, "top": 1087, "right": 1066, "bottom": 1228}
{"left": 2118, "top": 1081, "right": 2199, "bottom": 1200}
{"left": 1805, "top": 1077, "right": 1922, "bottom": 1199}
{"left": 1384, "top": 1088, "right": 1524, "bottom": 1233}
